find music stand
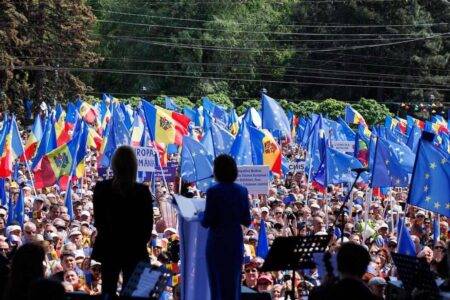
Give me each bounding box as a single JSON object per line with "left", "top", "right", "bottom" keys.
{"left": 261, "top": 235, "right": 331, "bottom": 300}
{"left": 121, "top": 262, "right": 171, "bottom": 299}
{"left": 391, "top": 253, "right": 439, "bottom": 298}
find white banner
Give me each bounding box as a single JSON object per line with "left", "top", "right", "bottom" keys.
{"left": 331, "top": 141, "right": 355, "bottom": 153}
{"left": 289, "top": 159, "right": 306, "bottom": 173}
{"left": 134, "top": 146, "right": 156, "bottom": 172}
{"left": 236, "top": 165, "right": 270, "bottom": 195}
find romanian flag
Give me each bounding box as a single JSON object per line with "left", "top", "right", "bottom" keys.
{"left": 249, "top": 126, "right": 282, "bottom": 175}
{"left": 345, "top": 105, "right": 366, "bottom": 125}
{"left": 0, "top": 117, "right": 23, "bottom": 178}
{"left": 33, "top": 123, "right": 86, "bottom": 189}
{"left": 21, "top": 116, "right": 43, "bottom": 161}
{"left": 141, "top": 100, "right": 190, "bottom": 146}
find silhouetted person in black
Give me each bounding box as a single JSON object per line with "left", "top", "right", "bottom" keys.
{"left": 310, "top": 242, "right": 376, "bottom": 300}
{"left": 3, "top": 243, "right": 45, "bottom": 300}
{"left": 92, "top": 146, "right": 153, "bottom": 297}
{"left": 28, "top": 279, "right": 65, "bottom": 300}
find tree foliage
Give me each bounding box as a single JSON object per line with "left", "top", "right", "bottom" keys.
{"left": 0, "top": 0, "right": 99, "bottom": 115}
{"left": 353, "top": 98, "right": 392, "bottom": 124}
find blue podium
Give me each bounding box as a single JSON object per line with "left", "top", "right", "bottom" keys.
{"left": 174, "top": 195, "right": 210, "bottom": 300}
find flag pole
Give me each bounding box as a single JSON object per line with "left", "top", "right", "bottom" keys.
{"left": 362, "top": 188, "right": 372, "bottom": 244}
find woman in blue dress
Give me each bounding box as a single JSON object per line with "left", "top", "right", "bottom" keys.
{"left": 201, "top": 154, "right": 252, "bottom": 300}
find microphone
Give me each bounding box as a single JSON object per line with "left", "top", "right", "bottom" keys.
{"left": 351, "top": 167, "right": 369, "bottom": 174}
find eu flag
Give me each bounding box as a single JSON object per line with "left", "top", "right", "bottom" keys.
{"left": 371, "top": 137, "right": 415, "bottom": 187}
{"left": 314, "top": 145, "right": 364, "bottom": 186}
{"left": 201, "top": 122, "right": 235, "bottom": 158}
{"left": 397, "top": 218, "right": 416, "bottom": 256}
{"left": 165, "top": 97, "right": 180, "bottom": 112}
{"left": 65, "top": 181, "right": 74, "bottom": 220}
{"left": 202, "top": 97, "right": 228, "bottom": 126}
{"left": 13, "top": 188, "right": 25, "bottom": 227}
{"left": 408, "top": 132, "right": 450, "bottom": 217}
{"left": 406, "top": 124, "right": 421, "bottom": 153}
{"left": 256, "top": 219, "right": 269, "bottom": 259}
{"left": 180, "top": 136, "right": 214, "bottom": 192}
{"left": 0, "top": 179, "right": 6, "bottom": 206}
{"left": 243, "top": 107, "right": 262, "bottom": 128}
{"left": 229, "top": 122, "right": 254, "bottom": 166}
{"left": 261, "top": 94, "right": 290, "bottom": 139}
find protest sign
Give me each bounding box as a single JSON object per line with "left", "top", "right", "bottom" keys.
{"left": 330, "top": 141, "right": 355, "bottom": 154}
{"left": 134, "top": 146, "right": 156, "bottom": 172}
{"left": 289, "top": 159, "right": 306, "bottom": 173}
{"left": 236, "top": 165, "right": 270, "bottom": 194}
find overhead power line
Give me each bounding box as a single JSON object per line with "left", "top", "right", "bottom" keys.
{"left": 102, "top": 33, "right": 449, "bottom": 53}
{"left": 94, "top": 9, "right": 448, "bottom": 29}
{"left": 96, "top": 19, "right": 445, "bottom": 37}
{"left": 4, "top": 65, "right": 450, "bottom": 91}
{"left": 14, "top": 55, "right": 450, "bottom": 74}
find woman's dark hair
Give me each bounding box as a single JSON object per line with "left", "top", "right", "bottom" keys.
{"left": 337, "top": 242, "right": 371, "bottom": 278}
{"left": 111, "top": 145, "right": 137, "bottom": 196}
{"left": 213, "top": 154, "right": 238, "bottom": 183}
{"left": 3, "top": 243, "right": 45, "bottom": 300}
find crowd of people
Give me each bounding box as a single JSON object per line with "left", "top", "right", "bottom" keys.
{"left": 0, "top": 124, "right": 449, "bottom": 300}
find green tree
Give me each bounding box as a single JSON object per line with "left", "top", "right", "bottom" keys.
{"left": 236, "top": 99, "right": 260, "bottom": 115}
{"left": 0, "top": 0, "right": 99, "bottom": 116}
{"left": 353, "top": 98, "right": 392, "bottom": 125}
{"left": 296, "top": 100, "right": 319, "bottom": 117}
{"left": 317, "top": 99, "right": 346, "bottom": 119}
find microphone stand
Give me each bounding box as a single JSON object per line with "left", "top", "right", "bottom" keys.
{"left": 329, "top": 169, "right": 367, "bottom": 243}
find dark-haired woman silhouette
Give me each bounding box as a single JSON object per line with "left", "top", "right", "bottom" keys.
{"left": 3, "top": 242, "right": 46, "bottom": 300}
{"left": 201, "top": 154, "right": 252, "bottom": 300}
{"left": 92, "top": 146, "right": 153, "bottom": 297}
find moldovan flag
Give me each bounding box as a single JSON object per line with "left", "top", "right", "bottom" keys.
{"left": 21, "top": 116, "right": 43, "bottom": 161}
{"left": 33, "top": 128, "right": 83, "bottom": 188}
{"left": 249, "top": 126, "right": 282, "bottom": 175}
{"left": 141, "top": 100, "right": 190, "bottom": 146}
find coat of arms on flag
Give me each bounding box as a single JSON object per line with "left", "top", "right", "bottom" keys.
{"left": 159, "top": 117, "right": 172, "bottom": 131}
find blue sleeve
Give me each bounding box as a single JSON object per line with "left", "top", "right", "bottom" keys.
{"left": 201, "top": 188, "right": 217, "bottom": 228}
{"left": 241, "top": 187, "right": 251, "bottom": 227}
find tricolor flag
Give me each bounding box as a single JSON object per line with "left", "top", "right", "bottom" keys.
{"left": 33, "top": 123, "right": 87, "bottom": 188}
{"left": 0, "top": 117, "right": 24, "bottom": 177}
{"left": 345, "top": 105, "right": 366, "bottom": 125}
{"left": 76, "top": 99, "right": 98, "bottom": 125}
{"left": 141, "top": 100, "right": 190, "bottom": 146}
{"left": 21, "top": 116, "right": 43, "bottom": 161}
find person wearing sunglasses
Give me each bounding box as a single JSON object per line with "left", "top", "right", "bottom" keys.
{"left": 243, "top": 262, "right": 259, "bottom": 290}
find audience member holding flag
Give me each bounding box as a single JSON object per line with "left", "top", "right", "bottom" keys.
{"left": 0, "top": 93, "right": 447, "bottom": 300}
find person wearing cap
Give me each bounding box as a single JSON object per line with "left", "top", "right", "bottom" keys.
{"left": 201, "top": 154, "right": 251, "bottom": 300}
{"left": 256, "top": 274, "right": 274, "bottom": 293}
{"left": 91, "top": 146, "right": 153, "bottom": 297}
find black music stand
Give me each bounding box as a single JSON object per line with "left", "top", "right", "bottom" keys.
{"left": 391, "top": 253, "right": 440, "bottom": 299}
{"left": 121, "top": 262, "right": 171, "bottom": 299}
{"left": 261, "top": 235, "right": 331, "bottom": 300}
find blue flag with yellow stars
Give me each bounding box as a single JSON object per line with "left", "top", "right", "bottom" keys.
{"left": 408, "top": 132, "right": 450, "bottom": 217}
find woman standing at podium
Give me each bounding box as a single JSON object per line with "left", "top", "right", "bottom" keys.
{"left": 201, "top": 154, "right": 252, "bottom": 300}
